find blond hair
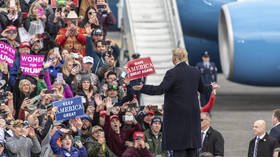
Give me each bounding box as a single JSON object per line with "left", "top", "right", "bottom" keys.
{"left": 62, "top": 57, "right": 75, "bottom": 76}
{"left": 172, "top": 48, "right": 188, "bottom": 62}
{"left": 19, "top": 79, "right": 33, "bottom": 93}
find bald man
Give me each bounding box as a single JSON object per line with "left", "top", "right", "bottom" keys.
{"left": 248, "top": 120, "right": 279, "bottom": 157}
{"left": 133, "top": 48, "right": 219, "bottom": 157}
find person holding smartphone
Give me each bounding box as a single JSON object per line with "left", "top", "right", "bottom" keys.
{"left": 55, "top": 10, "right": 87, "bottom": 56}
{"left": 93, "top": 0, "right": 116, "bottom": 37}
{"left": 122, "top": 131, "right": 153, "bottom": 157}
{"left": 50, "top": 128, "right": 87, "bottom": 157}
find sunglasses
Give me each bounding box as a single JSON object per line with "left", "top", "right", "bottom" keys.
{"left": 88, "top": 11, "right": 97, "bottom": 15}
{"left": 6, "top": 30, "right": 17, "bottom": 34}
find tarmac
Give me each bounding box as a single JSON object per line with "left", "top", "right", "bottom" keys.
{"left": 107, "top": 31, "right": 280, "bottom": 157}
{"left": 212, "top": 74, "right": 280, "bottom": 157}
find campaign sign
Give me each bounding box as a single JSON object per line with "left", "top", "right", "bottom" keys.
{"left": 51, "top": 0, "right": 79, "bottom": 8}
{"left": 53, "top": 97, "right": 84, "bottom": 121}
{"left": 0, "top": 41, "right": 16, "bottom": 67}
{"left": 127, "top": 57, "right": 155, "bottom": 80}
{"left": 20, "top": 54, "right": 44, "bottom": 76}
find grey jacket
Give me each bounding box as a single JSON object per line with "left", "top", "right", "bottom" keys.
{"left": 6, "top": 136, "right": 41, "bottom": 157}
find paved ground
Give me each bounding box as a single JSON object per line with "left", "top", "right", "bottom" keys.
{"left": 212, "top": 74, "right": 280, "bottom": 157}
{"left": 107, "top": 31, "right": 280, "bottom": 157}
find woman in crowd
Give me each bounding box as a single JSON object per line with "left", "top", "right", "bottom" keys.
{"left": 79, "top": 7, "right": 100, "bottom": 30}
{"left": 76, "top": 77, "right": 97, "bottom": 110}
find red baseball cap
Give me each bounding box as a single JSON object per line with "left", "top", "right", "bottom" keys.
{"left": 19, "top": 42, "right": 30, "bottom": 48}
{"left": 133, "top": 131, "right": 145, "bottom": 140}
{"left": 99, "top": 110, "right": 106, "bottom": 117}
{"left": 110, "top": 114, "right": 119, "bottom": 121}
{"left": 145, "top": 111, "right": 154, "bottom": 116}
{"left": 5, "top": 25, "right": 17, "bottom": 31}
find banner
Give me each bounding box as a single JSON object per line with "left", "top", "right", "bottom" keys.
{"left": 53, "top": 97, "right": 84, "bottom": 121}
{"left": 20, "top": 54, "right": 44, "bottom": 76}
{"left": 127, "top": 57, "right": 155, "bottom": 80}
{"left": 0, "top": 42, "right": 16, "bottom": 67}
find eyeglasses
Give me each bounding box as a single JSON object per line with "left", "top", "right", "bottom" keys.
{"left": 88, "top": 11, "right": 97, "bottom": 15}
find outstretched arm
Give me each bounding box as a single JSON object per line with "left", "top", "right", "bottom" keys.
{"left": 133, "top": 70, "right": 175, "bottom": 95}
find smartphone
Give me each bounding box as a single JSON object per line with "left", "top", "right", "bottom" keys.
{"left": 54, "top": 47, "right": 59, "bottom": 55}
{"left": 38, "top": 109, "right": 47, "bottom": 115}
{"left": 120, "top": 71, "right": 127, "bottom": 79}
{"left": 74, "top": 136, "right": 81, "bottom": 142}
{"left": 38, "top": 6, "right": 44, "bottom": 17}
{"left": 57, "top": 73, "right": 63, "bottom": 84}
{"left": 149, "top": 105, "right": 158, "bottom": 111}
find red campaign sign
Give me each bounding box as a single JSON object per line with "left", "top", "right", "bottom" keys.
{"left": 127, "top": 57, "right": 155, "bottom": 80}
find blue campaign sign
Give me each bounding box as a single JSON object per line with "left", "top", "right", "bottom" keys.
{"left": 53, "top": 97, "right": 84, "bottom": 121}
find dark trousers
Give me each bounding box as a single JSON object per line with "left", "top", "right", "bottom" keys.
{"left": 200, "top": 92, "right": 211, "bottom": 107}
{"left": 173, "top": 149, "right": 199, "bottom": 157}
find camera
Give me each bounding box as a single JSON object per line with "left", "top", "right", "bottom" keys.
{"left": 97, "top": 4, "right": 106, "bottom": 9}
{"left": 57, "top": 7, "right": 62, "bottom": 12}
{"left": 44, "top": 89, "right": 55, "bottom": 94}
{"left": 123, "top": 115, "right": 134, "bottom": 122}
{"left": 0, "top": 91, "right": 8, "bottom": 104}
{"left": 128, "top": 102, "right": 137, "bottom": 108}
{"left": 97, "top": 4, "right": 107, "bottom": 14}
{"left": 105, "top": 40, "right": 111, "bottom": 45}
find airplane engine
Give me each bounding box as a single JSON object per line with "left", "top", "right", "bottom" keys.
{"left": 219, "top": 1, "right": 280, "bottom": 86}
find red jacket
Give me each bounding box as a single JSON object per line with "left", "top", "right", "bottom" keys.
{"left": 55, "top": 27, "right": 87, "bottom": 56}
{"left": 104, "top": 115, "right": 142, "bottom": 157}
{"left": 122, "top": 147, "right": 153, "bottom": 157}
{"left": 200, "top": 94, "right": 216, "bottom": 112}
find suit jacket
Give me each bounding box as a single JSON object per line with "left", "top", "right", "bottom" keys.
{"left": 195, "top": 62, "right": 217, "bottom": 84}
{"left": 248, "top": 133, "right": 279, "bottom": 157}
{"left": 140, "top": 62, "right": 211, "bottom": 150}
{"left": 202, "top": 127, "right": 224, "bottom": 156}
{"left": 270, "top": 124, "right": 280, "bottom": 144}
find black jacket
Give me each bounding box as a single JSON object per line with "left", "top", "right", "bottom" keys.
{"left": 248, "top": 133, "right": 279, "bottom": 157}
{"left": 140, "top": 62, "right": 211, "bottom": 150}
{"left": 270, "top": 124, "right": 280, "bottom": 144}
{"left": 202, "top": 127, "right": 224, "bottom": 156}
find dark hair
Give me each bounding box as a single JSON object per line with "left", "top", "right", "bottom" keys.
{"left": 273, "top": 109, "right": 280, "bottom": 121}
{"left": 77, "top": 79, "right": 95, "bottom": 93}
{"left": 94, "top": 39, "right": 106, "bottom": 47}
{"left": 83, "top": 7, "right": 97, "bottom": 23}
{"left": 106, "top": 71, "right": 117, "bottom": 78}
{"left": 61, "top": 133, "right": 73, "bottom": 141}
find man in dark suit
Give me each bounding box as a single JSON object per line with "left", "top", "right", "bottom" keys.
{"left": 133, "top": 48, "right": 219, "bottom": 157}
{"left": 248, "top": 120, "right": 279, "bottom": 157}
{"left": 270, "top": 109, "right": 280, "bottom": 144}
{"left": 195, "top": 51, "right": 217, "bottom": 106}
{"left": 200, "top": 112, "right": 224, "bottom": 156}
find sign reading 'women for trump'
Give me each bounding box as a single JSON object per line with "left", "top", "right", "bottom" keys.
{"left": 53, "top": 97, "right": 84, "bottom": 121}
{"left": 127, "top": 57, "right": 155, "bottom": 80}
{"left": 20, "top": 54, "right": 44, "bottom": 76}
{"left": 0, "top": 41, "right": 16, "bottom": 67}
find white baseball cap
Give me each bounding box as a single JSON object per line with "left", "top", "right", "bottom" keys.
{"left": 82, "top": 56, "right": 94, "bottom": 64}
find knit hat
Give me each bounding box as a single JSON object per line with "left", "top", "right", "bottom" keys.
{"left": 151, "top": 116, "right": 162, "bottom": 125}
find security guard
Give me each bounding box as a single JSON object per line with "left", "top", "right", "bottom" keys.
{"left": 196, "top": 51, "right": 218, "bottom": 106}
